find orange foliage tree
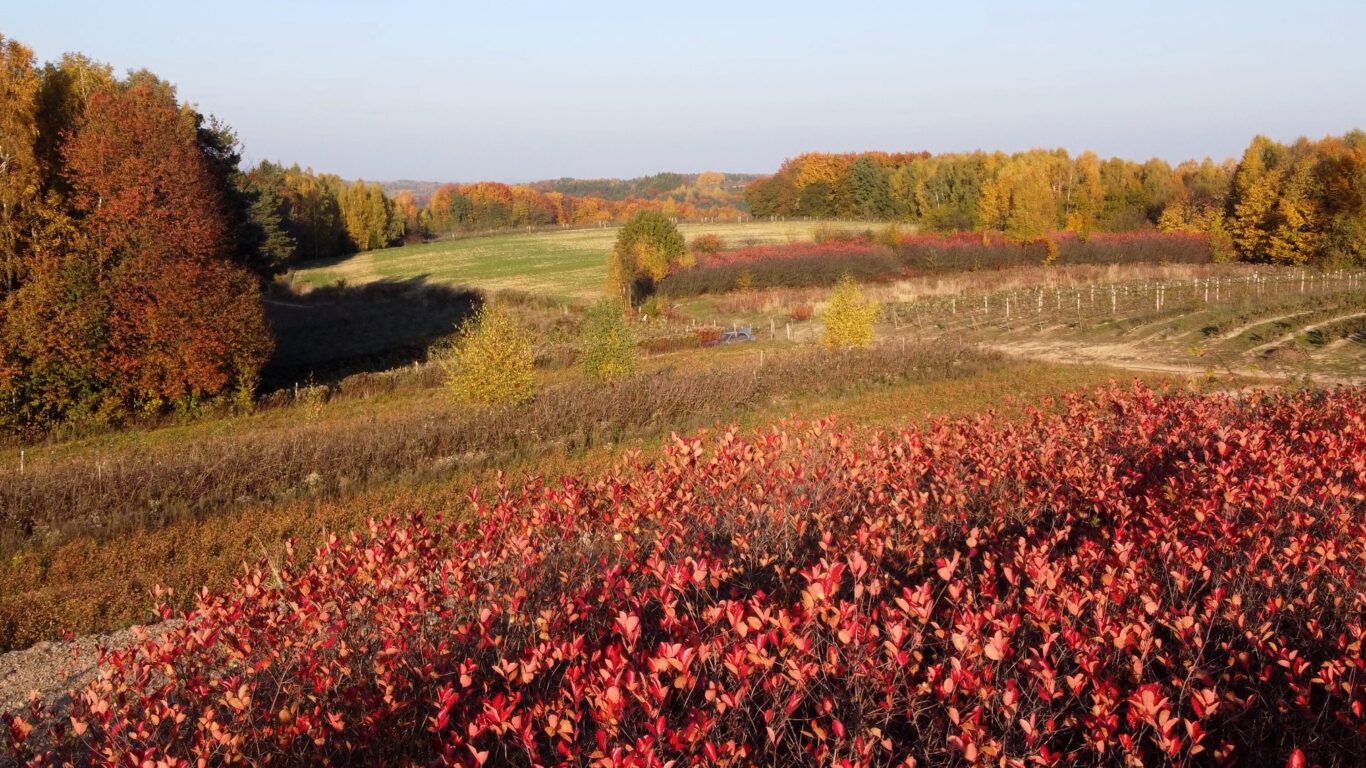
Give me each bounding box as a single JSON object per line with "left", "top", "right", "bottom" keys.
{"left": 0, "top": 83, "right": 270, "bottom": 429}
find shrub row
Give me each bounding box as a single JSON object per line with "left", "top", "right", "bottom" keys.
{"left": 5, "top": 385, "right": 1363, "bottom": 765}
{"left": 0, "top": 342, "right": 991, "bottom": 561}
{"left": 658, "top": 232, "right": 1214, "bottom": 296}
{"left": 897, "top": 231, "right": 1213, "bottom": 271}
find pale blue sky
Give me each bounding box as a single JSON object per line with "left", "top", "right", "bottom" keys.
{"left": 7, "top": 1, "right": 1364, "bottom": 181}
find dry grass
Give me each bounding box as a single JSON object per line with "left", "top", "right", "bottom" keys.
{"left": 0, "top": 357, "right": 1195, "bottom": 652}
{"left": 0, "top": 342, "right": 991, "bottom": 560}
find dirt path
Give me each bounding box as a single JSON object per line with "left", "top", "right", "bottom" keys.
{"left": 1244, "top": 311, "right": 1366, "bottom": 356}
{"left": 985, "top": 341, "right": 1363, "bottom": 386}
{"left": 0, "top": 620, "right": 181, "bottom": 715}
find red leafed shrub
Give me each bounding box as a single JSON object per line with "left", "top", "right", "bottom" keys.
{"left": 5, "top": 385, "right": 1366, "bottom": 766}
{"left": 895, "top": 231, "right": 1212, "bottom": 271}
{"left": 661, "top": 241, "right": 899, "bottom": 296}
{"left": 658, "top": 232, "right": 1214, "bottom": 296}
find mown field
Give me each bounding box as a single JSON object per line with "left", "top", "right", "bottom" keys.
{"left": 290, "top": 220, "right": 870, "bottom": 301}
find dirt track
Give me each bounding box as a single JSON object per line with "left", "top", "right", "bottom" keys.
{"left": 0, "top": 620, "right": 181, "bottom": 717}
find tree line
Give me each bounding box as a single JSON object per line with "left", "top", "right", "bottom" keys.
{"left": 745, "top": 135, "right": 1366, "bottom": 266}
{"left": 416, "top": 174, "right": 747, "bottom": 237}
{"left": 244, "top": 162, "right": 408, "bottom": 265}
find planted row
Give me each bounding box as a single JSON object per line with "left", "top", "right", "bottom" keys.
{"left": 658, "top": 232, "right": 1213, "bottom": 296}
{"left": 5, "top": 384, "right": 1364, "bottom": 766}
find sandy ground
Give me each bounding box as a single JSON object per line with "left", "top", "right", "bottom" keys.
{"left": 0, "top": 620, "right": 181, "bottom": 716}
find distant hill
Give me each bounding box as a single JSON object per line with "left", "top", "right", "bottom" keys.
{"left": 377, "top": 180, "right": 445, "bottom": 203}
{"left": 380, "top": 172, "right": 760, "bottom": 207}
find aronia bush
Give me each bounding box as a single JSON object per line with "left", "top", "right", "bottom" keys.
{"left": 5, "top": 385, "right": 1364, "bottom": 767}
{"left": 657, "top": 232, "right": 1214, "bottom": 296}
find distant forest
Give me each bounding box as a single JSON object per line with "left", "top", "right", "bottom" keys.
{"left": 382, "top": 172, "right": 760, "bottom": 206}
{"left": 384, "top": 172, "right": 754, "bottom": 238}
{"left": 744, "top": 137, "right": 1366, "bottom": 266}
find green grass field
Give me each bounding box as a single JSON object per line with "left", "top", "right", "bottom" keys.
{"left": 290, "top": 220, "right": 867, "bottom": 302}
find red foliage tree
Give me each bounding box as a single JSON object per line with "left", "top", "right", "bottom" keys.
{"left": 62, "top": 84, "right": 227, "bottom": 265}
{"left": 0, "top": 84, "right": 270, "bottom": 427}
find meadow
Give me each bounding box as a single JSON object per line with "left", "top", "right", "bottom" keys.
{"left": 290, "top": 220, "right": 870, "bottom": 301}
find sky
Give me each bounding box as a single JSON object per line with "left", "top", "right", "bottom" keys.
{"left": 7, "top": 1, "right": 1366, "bottom": 182}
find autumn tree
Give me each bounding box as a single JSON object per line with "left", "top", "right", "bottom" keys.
{"left": 281, "top": 167, "right": 348, "bottom": 261}
{"left": 608, "top": 211, "right": 690, "bottom": 304}
{"left": 1066, "top": 151, "right": 1104, "bottom": 238}
{"left": 1229, "top": 136, "right": 1286, "bottom": 262}
{"left": 393, "top": 190, "right": 423, "bottom": 239}
{"left": 1315, "top": 131, "right": 1366, "bottom": 266}
{"left": 0, "top": 81, "right": 271, "bottom": 428}
{"left": 33, "top": 53, "right": 115, "bottom": 190}
{"left": 0, "top": 35, "right": 42, "bottom": 293}
{"left": 440, "top": 304, "right": 536, "bottom": 406}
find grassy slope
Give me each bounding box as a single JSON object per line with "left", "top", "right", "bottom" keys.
{"left": 0, "top": 348, "right": 1207, "bottom": 650}
{"left": 291, "top": 221, "right": 868, "bottom": 302}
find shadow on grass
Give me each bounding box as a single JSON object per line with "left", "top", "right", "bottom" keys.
{"left": 262, "top": 277, "right": 481, "bottom": 389}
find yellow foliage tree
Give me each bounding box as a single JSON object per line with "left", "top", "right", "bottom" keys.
{"left": 0, "top": 35, "right": 42, "bottom": 293}
{"left": 608, "top": 211, "right": 690, "bottom": 305}
{"left": 440, "top": 305, "right": 535, "bottom": 406}
{"left": 822, "top": 275, "right": 879, "bottom": 348}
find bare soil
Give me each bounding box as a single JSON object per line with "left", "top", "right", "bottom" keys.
{"left": 0, "top": 620, "right": 180, "bottom": 715}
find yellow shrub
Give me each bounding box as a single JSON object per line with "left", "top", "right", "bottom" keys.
{"left": 1041, "top": 237, "right": 1060, "bottom": 267}
{"left": 578, "top": 300, "right": 638, "bottom": 382}
{"left": 877, "top": 223, "right": 903, "bottom": 249}
{"left": 822, "top": 275, "right": 880, "bottom": 348}
{"left": 440, "top": 305, "right": 536, "bottom": 406}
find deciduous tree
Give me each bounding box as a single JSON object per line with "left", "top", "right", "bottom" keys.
{"left": 440, "top": 304, "right": 535, "bottom": 406}
{"left": 0, "top": 35, "right": 42, "bottom": 293}
{"left": 609, "top": 211, "right": 690, "bottom": 304}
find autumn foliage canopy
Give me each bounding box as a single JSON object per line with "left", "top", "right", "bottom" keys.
{"left": 0, "top": 41, "right": 271, "bottom": 430}
{"left": 5, "top": 385, "right": 1365, "bottom": 766}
